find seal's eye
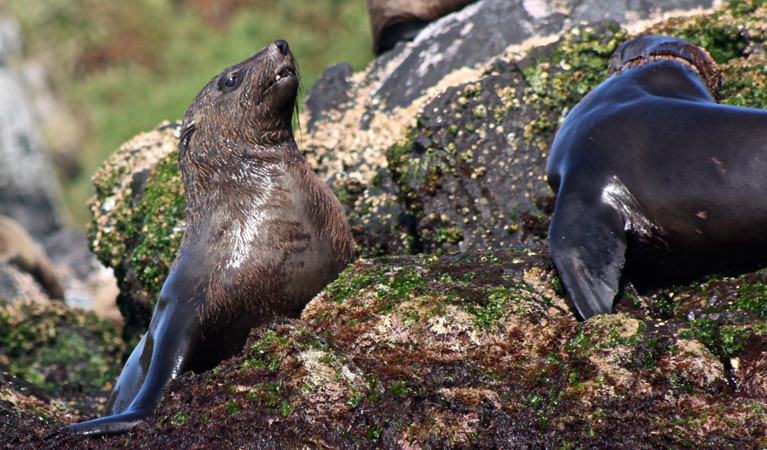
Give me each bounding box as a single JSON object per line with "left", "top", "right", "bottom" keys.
{"left": 218, "top": 71, "right": 242, "bottom": 91}
{"left": 179, "top": 121, "right": 196, "bottom": 155}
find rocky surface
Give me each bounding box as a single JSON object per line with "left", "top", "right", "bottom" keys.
{"left": 20, "top": 250, "right": 767, "bottom": 448}
{"left": 0, "top": 15, "right": 118, "bottom": 324}
{"left": 0, "top": 16, "right": 64, "bottom": 240}
{"left": 301, "top": 0, "right": 718, "bottom": 256}
{"left": 5, "top": 0, "right": 767, "bottom": 448}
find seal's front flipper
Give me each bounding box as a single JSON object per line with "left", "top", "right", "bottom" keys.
{"left": 65, "top": 410, "right": 148, "bottom": 436}
{"left": 67, "top": 278, "right": 198, "bottom": 436}
{"left": 548, "top": 192, "right": 627, "bottom": 320}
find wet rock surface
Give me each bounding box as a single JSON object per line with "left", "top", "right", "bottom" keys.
{"left": 6, "top": 1, "right": 767, "bottom": 448}
{"left": 29, "top": 251, "right": 767, "bottom": 448}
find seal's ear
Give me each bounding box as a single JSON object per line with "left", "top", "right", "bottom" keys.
{"left": 179, "top": 121, "right": 195, "bottom": 153}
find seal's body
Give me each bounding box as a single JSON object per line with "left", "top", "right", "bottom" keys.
{"left": 367, "top": 0, "right": 476, "bottom": 54}
{"left": 69, "top": 40, "right": 355, "bottom": 435}
{"left": 546, "top": 36, "right": 767, "bottom": 320}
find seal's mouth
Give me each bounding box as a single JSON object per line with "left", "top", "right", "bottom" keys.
{"left": 266, "top": 64, "right": 298, "bottom": 92}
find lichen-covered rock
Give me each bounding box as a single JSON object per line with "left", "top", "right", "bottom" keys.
{"left": 34, "top": 250, "right": 767, "bottom": 448}
{"left": 0, "top": 299, "right": 123, "bottom": 449}
{"left": 302, "top": 0, "right": 717, "bottom": 256}
{"left": 0, "top": 300, "right": 122, "bottom": 411}
{"left": 87, "top": 0, "right": 732, "bottom": 339}
{"left": 87, "top": 122, "right": 184, "bottom": 343}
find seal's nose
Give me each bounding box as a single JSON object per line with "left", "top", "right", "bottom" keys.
{"left": 274, "top": 40, "right": 289, "bottom": 55}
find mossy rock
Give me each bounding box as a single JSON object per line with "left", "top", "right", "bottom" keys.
{"left": 0, "top": 299, "right": 122, "bottom": 420}
{"left": 88, "top": 122, "right": 184, "bottom": 344}
{"left": 37, "top": 250, "right": 767, "bottom": 448}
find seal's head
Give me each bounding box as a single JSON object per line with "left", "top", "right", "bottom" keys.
{"left": 179, "top": 39, "right": 299, "bottom": 159}
{"left": 608, "top": 35, "right": 722, "bottom": 99}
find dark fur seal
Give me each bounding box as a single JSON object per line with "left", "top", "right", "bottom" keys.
{"left": 546, "top": 35, "right": 767, "bottom": 320}
{"left": 68, "top": 40, "right": 355, "bottom": 435}
{"left": 367, "top": 0, "right": 476, "bottom": 54}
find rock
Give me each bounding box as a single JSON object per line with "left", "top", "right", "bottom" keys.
{"left": 0, "top": 16, "right": 63, "bottom": 241}
{"left": 87, "top": 122, "right": 183, "bottom": 342}
{"left": 27, "top": 250, "right": 767, "bottom": 448}
{"left": 0, "top": 260, "right": 49, "bottom": 304}
{"left": 0, "top": 17, "right": 22, "bottom": 64}
{"left": 0, "top": 299, "right": 123, "bottom": 450}
{"left": 0, "top": 215, "right": 64, "bottom": 301}
{"left": 301, "top": 0, "right": 717, "bottom": 256}
{"left": 0, "top": 213, "right": 120, "bottom": 327}
{"left": 44, "top": 227, "right": 121, "bottom": 326}
{"left": 0, "top": 368, "right": 81, "bottom": 449}
{"left": 303, "top": 63, "right": 354, "bottom": 131}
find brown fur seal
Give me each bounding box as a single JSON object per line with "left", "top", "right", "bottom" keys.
{"left": 546, "top": 35, "right": 767, "bottom": 320}
{"left": 68, "top": 39, "right": 355, "bottom": 435}
{"left": 367, "top": 0, "right": 477, "bottom": 54}
{"left": 0, "top": 215, "right": 64, "bottom": 299}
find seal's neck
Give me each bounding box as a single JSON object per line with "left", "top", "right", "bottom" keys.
{"left": 180, "top": 138, "right": 300, "bottom": 218}
{"left": 614, "top": 54, "right": 720, "bottom": 101}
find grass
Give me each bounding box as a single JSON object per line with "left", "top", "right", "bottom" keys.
{"left": 4, "top": 0, "right": 374, "bottom": 225}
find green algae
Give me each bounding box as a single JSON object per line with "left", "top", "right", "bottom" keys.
{"left": 733, "top": 282, "right": 767, "bottom": 318}
{"left": 0, "top": 299, "right": 122, "bottom": 408}
{"left": 124, "top": 152, "right": 185, "bottom": 302}
{"left": 680, "top": 318, "right": 744, "bottom": 360}
{"left": 519, "top": 23, "right": 627, "bottom": 147}
{"left": 323, "top": 264, "right": 387, "bottom": 303}
{"left": 242, "top": 330, "right": 288, "bottom": 372}
{"left": 170, "top": 411, "right": 189, "bottom": 427}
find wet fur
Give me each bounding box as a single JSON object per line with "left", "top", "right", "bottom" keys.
{"left": 546, "top": 36, "right": 767, "bottom": 320}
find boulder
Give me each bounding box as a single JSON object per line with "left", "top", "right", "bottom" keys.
{"left": 0, "top": 16, "right": 63, "bottom": 240}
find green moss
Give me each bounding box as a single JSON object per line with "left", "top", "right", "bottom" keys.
{"left": 598, "top": 328, "right": 643, "bottom": 349}
{"left": 225, "top": 400, "right": 240, "bottom": 416}
{"left": 125, "top": 152, "right": 186, "bottom": 303}
{"left": 733, "top": 283, "right": 767, "bottom": 317}
{"left": 323, "top": 264, "right": 386, "bottom": 303}
{"left": 242, "top": 381, "right": 289, "bottom": 415}
{"left": 653, "top": 1, "right": 750, "bottom": 64}
{"left": 565, "top": 331, "right": 594, "bottom": 357}
{"left": 171, "top": 411, "right": 189, "bottom": 426}
{"left": 434, "top": 227, "right": 463, "bottom": 246}
{"left": 680, "top": 318, "right": 744, "bottom": 360}
{"left": 527, "top": 385, "right": 561, "bottom": 428}
{"left": 0, "top": 300, "right": 122, "bottom": 402}
{"left": 652, "top": 293, "right": 677, "bottom": 319}
{"left": 242, "top": 330, "right": 288, "bottom": 372}
{"left": 463, "top": 286, "right": 514, "bottom": 331}
{"left": 377, "top": 269, "right": 427, "bottom": 301}
{"left": 365, "top": 425, "right": 383, "bottom": 440}
{"left": 520, "top": 23, "right": 627, "bottom": 127}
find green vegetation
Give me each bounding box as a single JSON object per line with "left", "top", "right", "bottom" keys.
{"left": 5, "top": 0, "right": 373, "bottom": 225}
{"left": 0, "top": 299, "right": 122, "bottom": 406}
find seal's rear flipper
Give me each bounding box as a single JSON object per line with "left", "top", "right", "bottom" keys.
{"left": 548, "top": 194, "right": 627, "bottom": 320}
